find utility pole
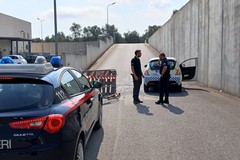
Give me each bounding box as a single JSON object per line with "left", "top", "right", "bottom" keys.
{"left": 37, "top": 18, "right": 44, "bottom": 54}
{"left": 107, "top": 2, "right": 116, "bottom": 36}
{"left": 54, "top": 0, "right": 58, "bottom": 56}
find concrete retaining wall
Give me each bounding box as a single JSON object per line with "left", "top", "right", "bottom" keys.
{"left": 149, "top": 0, "right": 240, "bottom": 97}
{"left": 32, "top": 37, "right": 113, "bottom": 70}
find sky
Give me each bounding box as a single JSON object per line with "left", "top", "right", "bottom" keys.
{"left": 0, "top": 0, "right": 189, "bottom": 38}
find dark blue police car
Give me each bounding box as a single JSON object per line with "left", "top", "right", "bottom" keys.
{"left": 0, "top": 63, "right": 102, "bottom": 160}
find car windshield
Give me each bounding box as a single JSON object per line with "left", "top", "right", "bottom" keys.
{"left": 149, "top": 59, "right": 176, "bottom": 70}
{"left": 0, "top": 81, "right": 54, "bottom": 112}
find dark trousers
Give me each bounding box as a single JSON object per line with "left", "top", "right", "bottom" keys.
{"left": 159, "top": 76, "right": 169, "bottom": 101}
{"left": 133, "top": 77, "right": 142, "bottom": 101}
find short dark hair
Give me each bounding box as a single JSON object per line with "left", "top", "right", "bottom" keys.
{"left": 160, "top": 53, "right": 166, "bottom": 57}
{"left": 135, "top": 50, "right": 141, "bottom": 55}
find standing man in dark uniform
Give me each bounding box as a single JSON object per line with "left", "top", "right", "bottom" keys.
{"left": 155, "top": 53, "right": 170, "bottom": 104}
{"left": 131, "top": 49, "right": 144, "bottom": 104}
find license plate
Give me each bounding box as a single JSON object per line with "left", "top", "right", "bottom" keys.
{"left": 0, "top": 140, "right": 12, "bottom": 149}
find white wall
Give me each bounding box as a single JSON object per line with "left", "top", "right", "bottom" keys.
{"left": 0, "top": 12, "right": 31, "bottom": 39}
{"left": 149, "top": 0, "right": 240, "bottom": 97}
{"left": 32, "top": 37, "right": 113, "bottom": 70}
{"left": 0, "top": 40, "right": 11, "bottom": 56}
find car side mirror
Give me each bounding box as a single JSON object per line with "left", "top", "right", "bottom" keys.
{"left": 144, "top": 65, "right": 147, "bottom": 68}
{"left": 92, "top": 81, "right": 102, "bottom": 89}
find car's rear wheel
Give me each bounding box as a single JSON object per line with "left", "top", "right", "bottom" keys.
{"left": 144, "top": 84, "right": 149, "bottom": 92}
{"left": 75, "top": 139, "right": 84, "bottom": 160}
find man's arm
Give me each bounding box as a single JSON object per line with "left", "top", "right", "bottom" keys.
{"left": 131, "top": 65, "right": 139, "bottom": 81}
{"left": 161, "top": 66, "right": 167, "bottom": 76}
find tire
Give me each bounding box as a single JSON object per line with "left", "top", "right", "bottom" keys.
{"left": 75, "top": 139, "right": 84, "bottom": 160}
{"left": 94, "top": 104, "right": 102, "bottom": 130}
{"left": 144, "top": 84, "right": 149, "bottom": 92}
{"left": 176, "top": 84, "right": 182, "bottom": 92}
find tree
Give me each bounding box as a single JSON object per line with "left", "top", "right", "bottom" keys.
{"left": 44, "top": 32, "right": 70, "bottom": 42}
{"left": 69, "top": 23, "right": 82, "bottom": 41}
{"left": 104, "top": 24, "right": 118, "bottom": 38}
{"left": 57, "top": 32, "right": 67, "bottom": 42}
{"left": 124, "top": 31, "right": 141, "bottom": 43}
{"left": 45, "top": 35, "right": 54, "bottom": 42}
{"left": 82, "top": 25, "right": 103, "bottom": 41}
{"left": 32, "top": 38, "right": 42, "bottom": 42}
{"left": 114, "top": 32, "right": 124, "bottom": 43}
{"left": 141, "top": 25, "right": 161, "bottom": 43}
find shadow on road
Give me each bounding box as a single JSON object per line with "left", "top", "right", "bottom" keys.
{"left": 135, "top": 103, "right": 154, "bottom": 116}
{"left": 183, "top": 87, "right": 210, "bottom": 92}
{"left": 161, "top": 104, "right": 184, "bottom": 115}
{"left": 85, "top": 128, "right": 104, "bottom": 160}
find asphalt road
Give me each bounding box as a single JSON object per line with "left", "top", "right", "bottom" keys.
{"left": 85, "top": 44, "right": 240, "bottom": 160}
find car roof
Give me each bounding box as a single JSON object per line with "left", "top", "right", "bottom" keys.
{"left": 9, "top": 55, "right": 21, "bottom": 57}
{"left": 149, "top": 57, "right": 177, "bottom": 62}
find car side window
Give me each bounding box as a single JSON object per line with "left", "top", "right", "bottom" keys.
{"left": 71, "top": 70, "right": 91, "bottom": 91}
{"left": 168, "top": 60, "right": 176, "bottom": 70}
{"left": 10, "top": 56, "right": 16, "bottom": 59}
{"left": 61, "top": 71, "right": 81, "bottom": 95}
{"left": 150, "top": 60, "right": 159, "bottom": 70}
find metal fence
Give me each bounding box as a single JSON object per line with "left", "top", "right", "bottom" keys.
{"left": 83, "top": 69, "right": 119, "bottom": 99}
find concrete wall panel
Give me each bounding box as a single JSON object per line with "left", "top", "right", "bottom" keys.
{"left": 222, "top": 0, "right": 240, "bottom": 95}
{"left": 32, "top": 38, "right": 113, "bottom": 70}
{"left": 208, "top": 0, "right": 222, "bottom": 89}
{"left": 149, "top": 0, "right": 240, "bottom": 97}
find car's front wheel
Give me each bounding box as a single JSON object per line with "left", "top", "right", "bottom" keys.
{"left": 75, "top": 139, "right": 84, "bottom": 160}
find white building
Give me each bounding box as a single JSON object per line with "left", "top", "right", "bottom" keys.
{"left": 0, "top": 12, "right": 32, "bottom": 57}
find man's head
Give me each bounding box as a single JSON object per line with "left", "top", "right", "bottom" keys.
{"left": 135, "top": 50, "right": 142, "bottom": 58}
{"left": 159, "top": 53, "right": 166, "bottom": 60}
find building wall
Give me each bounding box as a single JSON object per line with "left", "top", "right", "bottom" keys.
{"left": 0, "top": 40, "right": 11, "bottom": 57}
{"left": 0, "top": 12, "right": 32, "bottom": 56}
{"left": 32, "top": 37, "right": 113, "bottom": 70}
{"left": 149, "top": 0, "right": 240, "bottom": 97}
{"left": 0, "top": 12, "right": 31, "bottom": 39}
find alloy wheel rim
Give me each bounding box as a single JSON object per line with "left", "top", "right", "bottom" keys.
{"left": 76, "top": 142, "right": 84, "bottom": 160}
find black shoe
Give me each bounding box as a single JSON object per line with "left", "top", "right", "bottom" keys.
{"left": 137, "top": 100, "right": 143, "bottom": 103}
{"left": 155, "top": 100, "right": 163, "bottom": 104}
{"left": 163, "top": 100, "right": 169, "bottom": 104}
{"left": 133, "top": 101, "right": 139, "bottom": 104}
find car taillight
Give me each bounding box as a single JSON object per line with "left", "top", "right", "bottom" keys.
{"left": 9, "top": 117, "right": 47, "bottom": 129}
{"left": 9, "top": 114, "right": 65, "bottom": 134}
{"left": 176, "top": 68, "right": 181, "bottom": 75}
{"left": 44, "top": 114, "right": 65, "bottom": 134}
{"left": 0, "top": 77, "right": 13, "bottom": 80}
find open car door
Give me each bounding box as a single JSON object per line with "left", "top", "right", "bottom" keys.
{"left": 180, "top": 57, "right": 198, "bottom": 80}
